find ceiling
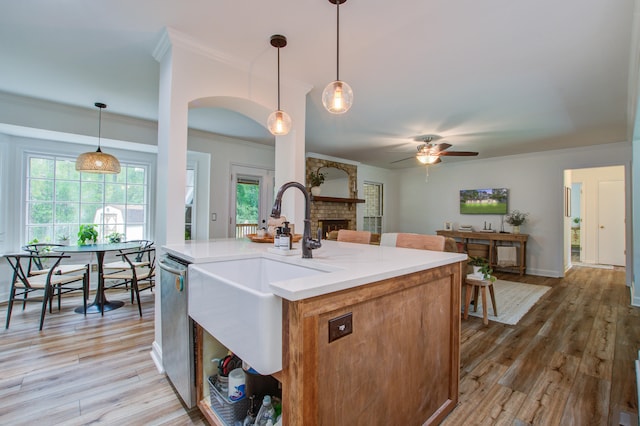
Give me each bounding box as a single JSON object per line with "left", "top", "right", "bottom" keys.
{"left": 0, "top": 0, "right": 636, "bottom": 169}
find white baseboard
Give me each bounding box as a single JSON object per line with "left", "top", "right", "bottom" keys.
{"left": 150, "top": 340, "right": 164, "bottom": 374}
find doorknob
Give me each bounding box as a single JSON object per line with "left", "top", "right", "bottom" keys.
{"left": 600, "top": 225, "right": 604, "bottom": 229}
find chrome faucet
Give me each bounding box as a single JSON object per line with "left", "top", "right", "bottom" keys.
{"left": 271, "top": 181, "right": 321, "bottom": 258}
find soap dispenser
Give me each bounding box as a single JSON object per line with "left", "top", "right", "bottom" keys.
{"left": 274, "top": 227, "right": 281, "bottom": 248}
{"left": 280, "top": 222, "right": 292, "bottom": 251}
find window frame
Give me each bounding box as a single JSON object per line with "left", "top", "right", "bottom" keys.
{"left": 363, "top": 181, "right": 384, "bottom": 235}
{"left": 20, "top": 144, "right": 155, "bottom": 246}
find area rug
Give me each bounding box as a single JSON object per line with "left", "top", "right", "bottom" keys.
{"left": 464, "top": 279, "right": 551, "bottom": 325}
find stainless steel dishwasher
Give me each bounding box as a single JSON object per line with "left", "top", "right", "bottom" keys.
{"left": 159, "top": 254, "right": 196, "bottom": 408}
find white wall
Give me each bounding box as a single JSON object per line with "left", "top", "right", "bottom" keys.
{"left": 396, "top": 142, "right": 631, "bottom": 278}
{"left": 187, "top": 129, "right": 275, "bottom": 238}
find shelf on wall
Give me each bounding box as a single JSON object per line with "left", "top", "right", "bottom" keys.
{"left": 311, "top": 196, "right": 365, "bottom": 204}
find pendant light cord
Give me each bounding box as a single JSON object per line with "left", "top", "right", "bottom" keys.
{"left": 97, "top": 106, "right": 102, "bottom": 150}
{"left": 277, "top": 46, "right": 281, "bottom": 110}
{"left": 336, "top": 0, "right": 340, "bottom": 81}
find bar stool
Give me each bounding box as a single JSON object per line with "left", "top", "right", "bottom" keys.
{"left": 463, "top": 275, "right": 498, "bottom": 326}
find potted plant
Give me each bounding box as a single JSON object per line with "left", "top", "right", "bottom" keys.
{"left": 107, "top": 232, "right": 124, "bottom": 244}
{"left": 57, "top": 234, "right": 70, "bottom": 246}
{"left": 77, "top": 224, "right": 98, "bottom": 246}
{"left": 505, "top": 210, "right": 529, "bottom": 234}
{"left": 308, "top": 170, "right": 326, "bottom": 196}
{"left": 478, "top": 262, "right": 496, "bottom": 282}
{"left": 468, "top": 256, "right": 488, "bottom": 276}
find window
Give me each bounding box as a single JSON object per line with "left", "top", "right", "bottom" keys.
{"left": 25, "top": 154, "right": 149, "bottom": 244}
{"left": 363, "top": 182, "right": 383, "bottom": 234}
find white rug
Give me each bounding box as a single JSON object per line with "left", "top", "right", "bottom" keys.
{"left": 464, "top": 279, "right": 551, "bottom": 325}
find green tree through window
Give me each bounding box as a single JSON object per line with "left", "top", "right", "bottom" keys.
{"left": 26, "top": 154, "right": 149, "bottom": 244}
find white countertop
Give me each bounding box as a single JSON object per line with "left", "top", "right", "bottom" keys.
{"left": 163, "top": 238, "right": 467, "bottom": 301}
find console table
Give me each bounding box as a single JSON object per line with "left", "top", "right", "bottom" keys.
{"left": 436, "top": 230, "right": 528, "bottom": 276}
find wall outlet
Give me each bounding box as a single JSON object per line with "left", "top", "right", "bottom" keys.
{"left": 91, "top": 264, "right": 97, "bottom": 272}
{"left": 328, "top": 312, "right": 353, "bottom": 343}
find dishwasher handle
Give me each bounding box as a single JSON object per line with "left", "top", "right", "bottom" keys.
{"left": 159, "top": 259, "right": 187, "bottom": 276}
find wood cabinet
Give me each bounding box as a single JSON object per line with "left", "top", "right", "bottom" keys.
{"left": 437, "top": 229, "right": 528, "bottom": 276}
{"left": 195, "top": 261, "right": 463, "bottom": 425}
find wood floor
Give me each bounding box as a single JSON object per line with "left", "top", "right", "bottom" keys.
{"left": 0, "top": 266, "right": 637, "bottom": 425}
{"left": 0, "top": 288, "right": 207, "bottom": 425}
{"left": 443, "top": 265, "right": 639, "bottom": 426}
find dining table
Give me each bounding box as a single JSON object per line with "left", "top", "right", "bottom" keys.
{"left": 54, "top": 242, "right": 141, "bottom": 314}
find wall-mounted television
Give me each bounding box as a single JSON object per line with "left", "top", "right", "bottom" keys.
{"left": 460, "top": 188, "right": 508, "bottom": 214}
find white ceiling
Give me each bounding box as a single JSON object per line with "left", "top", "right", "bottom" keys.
{"left": 0, "top": 0, "right": 635, "bottom": 168}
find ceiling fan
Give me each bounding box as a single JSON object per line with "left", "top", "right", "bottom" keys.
{"left": 391, "top": 136, "right": 479, "bottom": 165}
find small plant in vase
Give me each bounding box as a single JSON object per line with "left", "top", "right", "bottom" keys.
{"left": 57, "top": 234, "right": 70, "bottom": 246}
{"left": 107, "top": 232, "right": 124, "bottom": 243}
{"left": 479, "top": 262, "right": 496, "bottom": 282}
{"left": 77, "top": 224, "right": 98, "bottom": 246}
{"left": 308, "top": 170, "right": 326, "bottom": 196}
{"left": 468, "top": 256, "right": 488, "bottom": 277}
{"left": 505, "top": 210, "right": 529, "bottom": 234}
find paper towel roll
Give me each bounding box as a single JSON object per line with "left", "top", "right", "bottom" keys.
{"left": 228, "top": 368, "right": 246, "bottom": 401}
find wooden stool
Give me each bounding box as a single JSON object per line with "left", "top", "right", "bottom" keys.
{"left": 463, "top": 275, "right": 498, "bottom": 326}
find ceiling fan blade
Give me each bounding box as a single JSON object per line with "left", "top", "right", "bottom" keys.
{"left": 437, "top": 151, "right": 478, "bottom": 156}
{"left": 432, "top": 143, "right": 452, "bottom": 153}
{"left": 390, "top": 156, "right": 415, "bottom": 164}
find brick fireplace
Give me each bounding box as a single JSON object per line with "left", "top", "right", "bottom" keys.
{"left": 306, "top": 157, "right": 359, "bottom": 235}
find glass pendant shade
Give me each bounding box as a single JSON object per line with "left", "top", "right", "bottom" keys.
{"left": 268, "top": 34, "right": 292, "bottom": 136}
{"left": 322, "top": 80, "right": 353, "bottom": 114}
{"left": 75, "top": 148, "right": 121, "bottom": 174}
{"left": 76, "top": 102, "right": 121, "bottom": 174}
{"left": 267, "top": 110, "right": 292, "bottom": 135}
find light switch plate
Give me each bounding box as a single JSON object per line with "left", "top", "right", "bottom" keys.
{"left": 328, "top": 312, "right": 353, "bottom": 343}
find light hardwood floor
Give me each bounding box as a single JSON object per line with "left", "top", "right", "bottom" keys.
{"left": 0, "top": 288, "right": 207, "bottom": 425}
{"left": 0, "top": 266, "right": 637, "bottom": 425}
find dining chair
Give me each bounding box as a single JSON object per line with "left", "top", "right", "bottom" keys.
{"left": 336, "top": 229, "right": 372, "bottom": 244}
{"left": 4, "top": 253, "right": 88, "bottom": 330}
{"left": 104, "top": 247, "right": 156, "bottom": 316}
{"left": 102, "top": 240, "right": 154, "bottom": 272}
{"left": 21, "top": 243, "right": 89, "bottom": 276}
{"left": 395, "top": 233, "right": 446, "bottom": 251}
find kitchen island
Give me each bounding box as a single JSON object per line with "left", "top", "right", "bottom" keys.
{"left": 163, "top": 238, "right": 467, "bottom": 425}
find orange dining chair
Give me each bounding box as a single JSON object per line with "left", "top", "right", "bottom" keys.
{"left": 395, "top": 233, "right": 446, "bottom": 251}
{"left": 337, "top": 229, "right": 372, "bottom": 244}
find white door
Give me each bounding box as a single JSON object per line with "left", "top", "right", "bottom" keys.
{"left": 598, "top": 180, "right": 625, "bottom": 266}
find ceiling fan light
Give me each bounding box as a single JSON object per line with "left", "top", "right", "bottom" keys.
{"left": 322, "top": 80, "right": 353, "bottom": 114}
{"left": 267, "top": 110, "right": 292, "bottom": 135}
{"left": 417, "top": 153, "right": 438, "bottom": 165}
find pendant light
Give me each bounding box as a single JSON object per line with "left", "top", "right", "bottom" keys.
{"left": 322, "top": 0, "right": 353, "bottom": 114}
{"left": 267, "top": 34, "right": 292, "bottom": 136}
{"left": 75, "top": 102, "right": 121, "bottom": 174}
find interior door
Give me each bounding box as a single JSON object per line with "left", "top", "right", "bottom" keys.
{"left": 598, "top": 180, "right": 625, "bottom": 266}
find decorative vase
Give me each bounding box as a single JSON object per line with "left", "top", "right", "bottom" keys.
{"left": 512, "top": 225, "right": 520, "bottom": 234}
{"left": 311, "top": 186, "right": 321, "bottom": 196}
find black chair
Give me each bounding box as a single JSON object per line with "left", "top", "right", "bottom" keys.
{"left": 21, "top": 243, "right": 89, "bottom": 276}
{"left": 4, "top": 253, "right": 88, "bottom": 330}
{"left": 104, "top": 247, "right": 156, "bottom": 316}
{"left": 103, "top": 240, "right": 154, "bottom": 273}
